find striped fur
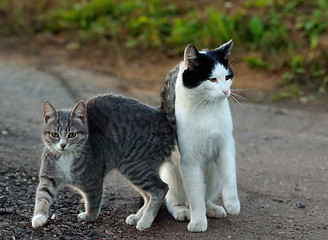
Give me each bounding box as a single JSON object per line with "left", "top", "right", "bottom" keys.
{"left": 32, "top": 94, "right": 175, "bottom": 231}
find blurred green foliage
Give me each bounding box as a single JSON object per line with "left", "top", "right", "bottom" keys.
{"left": 0, "top": 0, "right": 327, "bottom": 95}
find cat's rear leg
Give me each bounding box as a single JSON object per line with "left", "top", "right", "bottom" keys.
{"left": 130, "top": 174, "right": 168, "bottom": 231}
{"left": 126, "top": 191, "right": 149, "bottom": 226}
{"left": 160, "top": 162, "right": 190, "bottom": 221}
{"left": 77, "top": 185, "right": 103, "bottom": 222}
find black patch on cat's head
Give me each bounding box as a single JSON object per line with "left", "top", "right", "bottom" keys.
{"left": 182, "top": 40, "right": 233, "bottom": 89}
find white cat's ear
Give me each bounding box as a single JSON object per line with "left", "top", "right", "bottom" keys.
{"left": 214, "top": 39, "right": 233, "bottom": 59}
{"left": 43, "top": 101, "right": 57, "bottom": 124}
{"left": 184, "top": 44, "right": 200, "bottom": 68}
{"left": 71, "top": 100, "right": 87, "bottom": 124}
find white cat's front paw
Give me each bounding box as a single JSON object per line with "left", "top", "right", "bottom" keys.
{"left": 175, "top": 207, "right": 191, "bottom": 221}
{"left": 126, "top": 214, "right": 138, "bottom": 226}
{"left": 207, "top": 204, "right": 227, "bottom": 218}
{"left": 224, "top": 199, "right": 240, "bottom": 215}
{"left": 32, "top": 214, "right": 48, "bottom": 228}
{"left": 187, "top": 218, "right": 207, "bottom": 232}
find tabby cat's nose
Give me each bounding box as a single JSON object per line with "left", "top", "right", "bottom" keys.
{"left": 60, "top": 143, "right": 67, "bottom": 149}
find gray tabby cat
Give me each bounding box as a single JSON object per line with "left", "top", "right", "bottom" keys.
{"left": 32, "top": 94, "right": 175, "bottom": 231}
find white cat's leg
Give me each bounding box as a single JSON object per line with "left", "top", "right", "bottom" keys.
{"left": 180, "top": 158, "right": 207, "bottom": 232}
{"left": 219, "top": 138, "right": 240, "bottom": 215}
{"left": 126, "top": 191, "right": 149, "bottom": 226}
{"left": 160, "top": 162, "right": 190, "bottom": 221}
{"left": 205, "top": 162, "right": 226, "bottom": 219}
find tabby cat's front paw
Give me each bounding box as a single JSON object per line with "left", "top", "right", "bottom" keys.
{"left": 187, "top": 218, "right": 207, "bottom": 232}
{"left": 77, "top": 212, "right": 97, "bottom": 222}
{"left": 32, "top": 214, "right": 48, "bottom": 228}
{"left": 135, "top": 220, "right": 151, "bottom": 231}
{"left": 224, "top": 199, "right": 240, "bottom": 215}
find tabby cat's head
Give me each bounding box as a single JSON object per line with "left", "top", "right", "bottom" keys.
{"left": 42, "top": 101, "right": 88, "bottom": 154}
{"left": 181, "top": 40, "right": 234, "bottom": 100}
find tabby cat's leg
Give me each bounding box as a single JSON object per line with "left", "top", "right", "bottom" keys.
{"left": 135, "top": 175, "right": 168, "bottom": 231}
{"left": 205, "top": 161, "right": 226, "bottom": 219}
{"left": 160, "top": 162, "right": 190, "bottom": 221}
{"left": 180, "top": 155, "right": 207, "bottom": 232}
{"left": 32, "top": 177, "right": 57, "bottom": 228}
{"left": 77, "top": 183, "right": 103, "bottom": 222}
{"left": 126, "top": 190, "right": 149, "bottom": 226}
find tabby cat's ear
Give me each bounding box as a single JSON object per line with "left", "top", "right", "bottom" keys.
{"left": 213, "top": 39, "right": 233, "bottom": 60}
{"left": 43, "top": 101, "right": 57, "bottom": 124}
{"left": 71, "top": 101, "right": 87, "bottom": 124}
{"left": 184, "top": 44, "right": 201, "bottom": 69}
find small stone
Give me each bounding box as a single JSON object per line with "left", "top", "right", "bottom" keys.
{"left": 13, "top": 228, "right": 23, "bottom": 234}
{"left": 1, "top": 130, "right": 8, "bottom": 135}
{"left": 105, "top": 230, "right": 114, "bottom": 236}
{"left": 51, "top": 214, "right": 56, "bottom": 220}
{"left": 296, "top": 203, "right": 305, "bottom": 208}
{"left": 273, "top": 198, "right": 284, "bottom": 203}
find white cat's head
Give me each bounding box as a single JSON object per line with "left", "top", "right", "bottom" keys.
{"left": 179, "top": 40, "right": 233, "bottom": 101}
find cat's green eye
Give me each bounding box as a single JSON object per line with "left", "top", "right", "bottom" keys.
{"left": 68, "top": 132, "right": 77, "bottom": 138}
{"left": 209, "top": 78, "right": 217, "bottom": 82}
{"left": 225, "top": 75, "right": 232, "bottom": 81}
{"left": 51, "top": 132, "right": 59, "bottom": 138}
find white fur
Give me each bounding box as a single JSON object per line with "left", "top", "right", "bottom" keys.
{"left": 56, "top": 152, "right": 74, "bottom": 183}
{"left": 161, "top": 60, "right": 240, "bottom": 232}
{"left": 32, "top": 213, "right": 48, "bottom": 228}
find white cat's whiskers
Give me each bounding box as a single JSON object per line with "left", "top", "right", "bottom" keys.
{"left": 197, "top": 95, "right": 213, "bottom": 110}
{"left": 228, "top": 57, "right": 242, "bottom": 68}
{"left": 231, "top": 88, "right": 252, "bottom": 92}
{"left": 230, "top": 92, "right": 248, "bottom": 103}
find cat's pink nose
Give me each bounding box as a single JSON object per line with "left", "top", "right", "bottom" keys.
{"left": 60, "top": 143, "right": 66, "bottom": 149}
{"left": 222, "top": 90, "right": 229, "bottom": 95}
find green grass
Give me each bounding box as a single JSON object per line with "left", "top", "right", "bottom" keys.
{"left": 0, "top": 0, "right": 327, "bottom": 94}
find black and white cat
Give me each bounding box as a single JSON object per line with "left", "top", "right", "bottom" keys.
{"left": 32, "top": 94, "right": 175, "bottom": 231}
{"left": 160, "top": 40, "right": 240, "bottom": 232}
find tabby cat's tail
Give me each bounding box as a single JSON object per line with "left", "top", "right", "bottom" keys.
{"left": 160, "top": 65, "right": 179, "bottom": 134}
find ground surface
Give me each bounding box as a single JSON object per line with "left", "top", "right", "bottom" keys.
{"left": 0, "top": 53, "right": 327, "bottom": 240}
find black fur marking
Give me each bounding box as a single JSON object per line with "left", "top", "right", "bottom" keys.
{"left": 39, "top": 187, "right": 55, "bottom": 199}
{"left": 183, "top": 53, "right": 215, "bottom": 89}
{"left": 47, "top": 177, "right": 57, "bottom": 188}
{"left": 183, "top": 48, "right": 234, "bottom": 89}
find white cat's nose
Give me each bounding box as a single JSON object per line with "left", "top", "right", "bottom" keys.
{"left": 222, "top": 90, "right": 229, "bottom": 95}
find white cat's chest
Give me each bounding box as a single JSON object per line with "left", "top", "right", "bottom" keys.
{"left": 175, "top": 98, "right": 233, "bottom": 160}
{"left": 56, "top": 153, "right": 74, "bottom": 184}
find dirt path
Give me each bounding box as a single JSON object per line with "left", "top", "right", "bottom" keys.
{"left": 0, "top": 56, "right": 327, "bottom": 239}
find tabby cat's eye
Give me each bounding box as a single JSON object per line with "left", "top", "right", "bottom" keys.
{"left": 68, "top": 132, "right": 77, "bottom": 138}
{"left": 209, "top": 78, "right": 217, "bottom": 82}
{"left": 225, "top": 75, "right": 233, "bottom": 81}
{"left": 51, "top": 132, "right": 59, "bottom": 138}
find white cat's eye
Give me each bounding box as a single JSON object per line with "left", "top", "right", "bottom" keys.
{"left": 225, "top": 75, "right": 233, "bottom": 81}
{"left": 209, "top": 78, "right": 217, "bottom": 82}
{"left": 51, "top": 132, "right": 59, "bottom": 138}
{"left": 68, "top": 132, "right": 77, "bottom": 138}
